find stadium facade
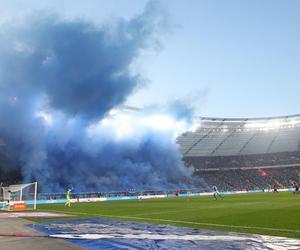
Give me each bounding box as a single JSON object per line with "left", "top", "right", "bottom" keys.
{"left": 177, "top": 114, "right": 300, "bottom": 191}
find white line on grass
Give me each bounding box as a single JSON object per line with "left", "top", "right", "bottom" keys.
{"left": 39, "top": 208, "right": 300, "bottom": 234}
{"left": 132, "top": 201, "right": 266, "bottom": 217}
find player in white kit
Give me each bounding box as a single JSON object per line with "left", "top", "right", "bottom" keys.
{"left": 212, "top": 185, "right": 223, "bottom": 200}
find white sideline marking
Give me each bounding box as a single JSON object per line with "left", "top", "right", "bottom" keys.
{"left": 0, "top": 212, "right": 72, "bottom": 218}
{"left": 133, "top": 202, "right": 264, "bottom": 217}
{"left": 40, "top": 208, "right": 300, "bottom": 234}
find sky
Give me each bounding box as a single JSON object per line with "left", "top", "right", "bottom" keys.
{"left": 1, "top": 0, "right": 300, "bottom": 118}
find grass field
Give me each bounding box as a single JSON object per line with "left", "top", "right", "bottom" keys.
{"left": 33, "top": 192, "right": 300, "bottom": 238}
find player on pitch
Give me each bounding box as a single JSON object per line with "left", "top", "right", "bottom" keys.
{"left": 212, "top": 185, "right": 223, "bottom": 200}
{"left": 65, "top": 186, "right": 73, "bottom": 208}
{"left": 292, "top": 181, "right": 300, "bottom": 195}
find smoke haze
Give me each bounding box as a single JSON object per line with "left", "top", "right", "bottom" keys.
{"left": 0, "top": 1, "right": 197, "bottom": 191}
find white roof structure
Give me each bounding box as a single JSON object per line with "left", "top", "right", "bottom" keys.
{"left": 177, "top": 114, "right": 300, "bottom": 157}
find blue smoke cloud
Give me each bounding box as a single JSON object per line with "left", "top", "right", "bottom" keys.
{"left": 0, "top": 2, "right": 196, "bottom": 191}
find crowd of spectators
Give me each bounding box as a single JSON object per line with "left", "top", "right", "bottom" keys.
{"left": 185, "top": 151, "right": 300, "bottom": 170}
{"left": 195, "top": 166, "right": 300, "bottom": 191}
{"left": 186, "top": 151, "right": 300, "bottom": 191}
{"left": 2, "top": 151, "right": 300, "bottom": 198}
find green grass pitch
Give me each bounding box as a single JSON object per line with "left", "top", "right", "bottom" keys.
{"left": 34, "top": 192, "right": 300, "bottom": 238}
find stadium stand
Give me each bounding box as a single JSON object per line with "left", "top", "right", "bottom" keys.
{"left": 177, "top": 114, "right": 300, "bottom": 191}
{"left": 2, "top": 114, "right": 300, "bottom": 195}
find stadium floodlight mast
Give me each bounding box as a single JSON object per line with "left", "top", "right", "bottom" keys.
{"left": 0, "top": 182, "right": 38, "bottom": 211}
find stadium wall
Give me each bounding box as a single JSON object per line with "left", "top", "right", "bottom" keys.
{"left": 8, "top": 188, "right": 292, "bottom": 207}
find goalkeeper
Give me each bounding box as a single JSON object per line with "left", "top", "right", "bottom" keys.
{"left": 65, "top": 186, "right": 73, "bottom": 208}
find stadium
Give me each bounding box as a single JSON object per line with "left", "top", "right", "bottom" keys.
{"left": 1, "top": 113, "right": 300, "bottom": 249}
{"left": 178, "top": 114, "right": 300, "bottom": 192}
{"left": 1, "top": 1, "right": 300, "bottom": 249}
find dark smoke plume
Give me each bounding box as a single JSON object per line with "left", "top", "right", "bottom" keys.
{"left": 0, "top": 2, "right": 196, "bottom": 191}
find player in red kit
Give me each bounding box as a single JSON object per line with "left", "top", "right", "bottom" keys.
{"left": 292, "top": 181, "right": 300, "bottom": 195}
{"left": 272, "top": 184, "right": 279, "bottom": 193}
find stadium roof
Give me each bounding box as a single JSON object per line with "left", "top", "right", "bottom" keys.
{"left": 198, "top": 114, "right": 300, "bottom": 122}
{"left": 177, "top": 114, "right": 300, "bottom": 158}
